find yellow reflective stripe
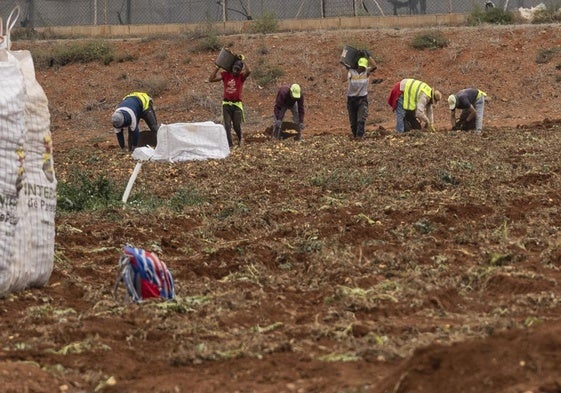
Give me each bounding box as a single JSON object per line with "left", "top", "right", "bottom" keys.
{"left": 124, "top": 92, "right": 151, "bottom": 111}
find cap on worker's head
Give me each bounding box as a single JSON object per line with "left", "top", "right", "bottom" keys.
{"left": 448, "top": 94, "right": 457, "bottom": 110}
{"left": 357, "top": 57, "right": 368, "bottom": 68}
{"left": 232, "top": 60, "right": 243, "bottom": 72}
{"left": 290, "top": 83, "right": 301, "bottom": 99}
{"left": 433, "top": 90, "right": 442, "bottom": 104}
{"left": 112, "top": 111, "right": 125, "bottom": 128}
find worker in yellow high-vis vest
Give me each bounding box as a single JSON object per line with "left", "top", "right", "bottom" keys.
{"left": 111, "top": 92, "right": 160, "bottom": 152}
{"left": 399, "top": 78, "right": 441, "bottom": 132}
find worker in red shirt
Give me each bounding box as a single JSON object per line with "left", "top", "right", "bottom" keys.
{"left": 209, "top": 56, "right": 251, "bottom": 148}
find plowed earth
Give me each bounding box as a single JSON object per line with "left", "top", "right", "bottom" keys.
{"left": 4, "top": 22, "right": 561, "bottom": 393}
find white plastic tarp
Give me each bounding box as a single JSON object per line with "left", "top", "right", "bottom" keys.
{"left": 132, "top": 121, "right": 230, "bottom": 162}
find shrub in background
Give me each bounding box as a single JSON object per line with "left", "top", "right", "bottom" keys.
{"left": 410, "top": 31, "right": 449, "bottom": 50}
{"left": 250, "top": 12, "right": 278, "bottom": 34}
{"left": 252, "top": 58, "right": 284, "bottom": 87}
{"left": 32, "top": 40, "right": 115, "bottom": 69}
{"left": 467, "top": 5, "right": 514, "bottom": 25}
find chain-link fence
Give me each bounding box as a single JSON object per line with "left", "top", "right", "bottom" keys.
{"left": 0, "top": 0, "right": 552, "bottom": 27}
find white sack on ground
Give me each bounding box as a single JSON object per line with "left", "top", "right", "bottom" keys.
{"left": 12, "top": 50, "right": 57, "bottom": 291}
{"left": 0, "top": 47, "right": 55, "bottom": 296}
{"left": 0, "top": 50, "right": 26, "bottom": 295}
{"left": 132, "top": 122, "right": 230, "bottom": 162}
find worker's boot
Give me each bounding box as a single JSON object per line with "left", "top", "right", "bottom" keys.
{"left": 272, "top": 125, "right": 281, "bottom": 140}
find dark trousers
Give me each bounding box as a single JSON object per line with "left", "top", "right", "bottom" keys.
{"left": 140, "top": 103, "right": 159, "bottom": 134}
{"left": 223, "top": 104, "right": 243, "bottom": 147}
{"left": 404, "top": 110, "right": 421, "bottom": 131}
{"left": 347, "top": 96, "right": 368, "bottom": 138}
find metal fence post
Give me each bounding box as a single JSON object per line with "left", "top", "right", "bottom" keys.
{"left": 28, "top": 0, "right": 34, "bottom": 28}
{"left": 126, "top": 0, "right": 131, "bottom": 24}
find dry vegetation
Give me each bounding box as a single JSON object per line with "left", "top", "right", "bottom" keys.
{"left": 4, "top": 21, "right": 561, "bottom": 393}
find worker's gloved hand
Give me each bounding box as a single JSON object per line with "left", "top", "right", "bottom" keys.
{"left": 453, "top": 120, "right": 465, "bottom": 131}
{"left": 237, "top": 54, "right": 245, "bottom": 61}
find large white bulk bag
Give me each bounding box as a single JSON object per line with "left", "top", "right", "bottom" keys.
{"left": 11, "top": 49, "right": 57, "bottom": 291}
{"left": 0, "top": 50, "right": 26, "bottom": 294}
{"left": 0, "top": 6, "right": 56, "bottom": 295}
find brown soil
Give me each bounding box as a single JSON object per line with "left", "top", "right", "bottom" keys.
{"left": 4, "top": 23, "right": 561, "bottom": 393}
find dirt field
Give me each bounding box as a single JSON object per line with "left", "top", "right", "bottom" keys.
{"left": 3, "top": 22, "right": 561, "bottom": 393}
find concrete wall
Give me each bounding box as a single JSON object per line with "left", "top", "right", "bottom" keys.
{"left": 34, "top": 13, "right": 468, "bottom": 38}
